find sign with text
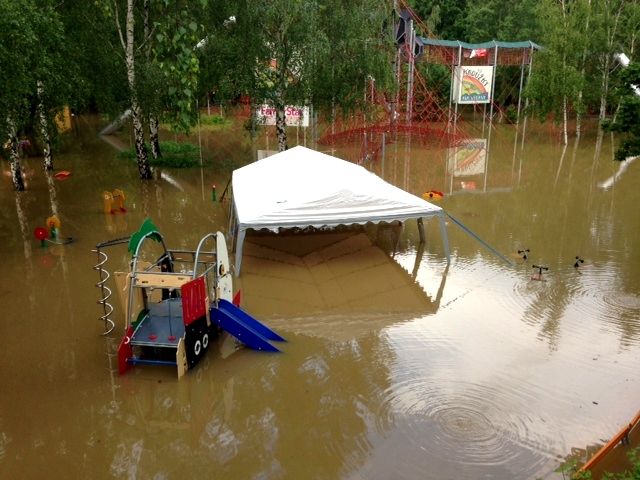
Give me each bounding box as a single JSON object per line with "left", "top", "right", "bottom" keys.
{"left": 448, "top": 139, "right": 487, "bottom": 176}
{"left": 453, "top": 66, "right": 494, "bottom": 104}
{"left": 256, "top": 105, "right": 309, "bottom": 127}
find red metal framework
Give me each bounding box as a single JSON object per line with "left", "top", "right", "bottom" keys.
{"left": 319, "top": 0, "right": 538, "bottom": 162}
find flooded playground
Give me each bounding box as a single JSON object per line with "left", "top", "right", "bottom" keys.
{"left": 0, "top": 116, "right": 639, "bottom": 479}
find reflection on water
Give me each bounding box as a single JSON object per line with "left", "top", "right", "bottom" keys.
{"left": 0, "top": 117, "right": 639, "bottom": 479}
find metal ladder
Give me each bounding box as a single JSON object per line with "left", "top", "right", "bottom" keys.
{"left": 92, "top": 236, "right": 130, "bottom": 335}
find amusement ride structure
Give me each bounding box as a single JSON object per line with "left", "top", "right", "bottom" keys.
{"left": 319, "top": 1, "right": 540, "bottom": 166}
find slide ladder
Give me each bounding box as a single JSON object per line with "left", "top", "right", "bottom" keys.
{"left": 212, "top": 299, "right": 285, "bottom": 352}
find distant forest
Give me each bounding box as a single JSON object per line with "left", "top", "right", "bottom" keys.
{"left": 1, "top": 1, "right": 638, "bottom": 189}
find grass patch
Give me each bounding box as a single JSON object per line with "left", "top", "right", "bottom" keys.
{"left": 200, "top": 114, "right": 229, "bottom": 126}
{"left": 120, "top": 141, "right": 202, "bottom": 168}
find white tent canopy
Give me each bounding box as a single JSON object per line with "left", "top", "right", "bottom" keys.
{"left": 229, "top": 146, "right": 450, "bottom": 275}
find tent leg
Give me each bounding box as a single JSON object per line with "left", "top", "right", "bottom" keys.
{"left": 417, "top": 218, "right": 425, "bottom": 243}
{"left": 234, "top": 229, "right": 246, "bottom": 277}
{"left": 228, "top": 203, "right": 236, "bottom": 247}
{"left": 438, "top": 213, "right": 451, "bottom": 264}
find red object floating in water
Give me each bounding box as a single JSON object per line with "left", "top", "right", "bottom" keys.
{"left": 422, "top": 190, "right": 444, "bottom": 200}
{"left": 54, "top": 171, "right": 71, "bottom": 180}
{"left": 34, "top": 227, "right": 49, "bottom": 241}
{"left": 148, "top": 334, "right": 157, "bottom": 341}
{"left": 168, "top": 335, "right": 176, "bottom": 342}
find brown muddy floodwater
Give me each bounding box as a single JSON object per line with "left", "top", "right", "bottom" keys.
{"left": 0, "top": 116, "right": 639, "bottom": 480}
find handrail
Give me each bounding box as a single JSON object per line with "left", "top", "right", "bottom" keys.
{"left": 192, "top": 232, "right": 218, "bottom": 279}
{"left": 579, "top": 409, "right": 640, "bottom": 472}
{"left": 127, "top": 231, "right": 168, "bottom": 328}
{"left": 95, "top": 236, "right": 131, "bottom": 249}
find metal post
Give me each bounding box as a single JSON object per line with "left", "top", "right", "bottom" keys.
{"left": 485, "top": 44, "right": 499, "bottom": 192}
{"left": 381, "top": 132, "right": 386, "bottom": 179}
{"left": 512, "top": 51, "right": 527, "bottom": 179}
{"left": 438, "top": 213, "right": 451, "bottom": 263}
{"left": 417, "top": 217, "right": 425, "bottom": 242}
{"left": 405, "top": 19, "right": 415, "bottom": 124}
{"left": 447, "top": 46, "right": 456, "bottom": 132}
{"left": 453, "top": 44, "right": 462, "bottom": 136}
{"left": 521, "top": 45, "right": 535, "bottom": 153}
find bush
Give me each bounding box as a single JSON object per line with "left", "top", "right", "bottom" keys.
{"left": 199, "top": 114, "right": 230, "bottom": 127}
{"left": 119, "top": 141, "right": 202, "bottom": 168}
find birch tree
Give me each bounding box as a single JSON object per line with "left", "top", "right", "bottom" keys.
{"left": 527, "top": 0, "right": 585, "bottom": 143}
{"left": 143, "top": 0, "right": 161, "bottom": 160}
{"left": 110, "top": 0, "right": 152, "bottom": 179}
{"left": 32, "top": 2, "right": 72, "bottom": 172}
{"left": 202, "top": 0, "right": 392, "bottom": 151}
{"left": 0, "top": 0, "right": 38, "bottom": 190}
{"left": 590, "top": 0, "right": 626, "bottom": 124}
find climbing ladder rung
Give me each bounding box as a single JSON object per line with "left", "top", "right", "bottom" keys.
{"left": 127, "top": 358, "right": 177, "bottom": 367}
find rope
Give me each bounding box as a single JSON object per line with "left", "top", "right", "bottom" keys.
{"left": 446, "top": 212, "right": 514, "bottom": 266}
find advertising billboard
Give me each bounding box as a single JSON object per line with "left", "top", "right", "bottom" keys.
{"left": 453, "top": 66, "right": 494, "bottom": 104}
{"left": 256, "top": 105, "right": 309, "bottom": 127}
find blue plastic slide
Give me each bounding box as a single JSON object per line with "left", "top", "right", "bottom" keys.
{"left": 211, "top": 299, "right": 285, "bottom": 352}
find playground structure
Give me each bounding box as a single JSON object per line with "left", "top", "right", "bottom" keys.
{"left": 102, "top": 189, "right": 126, "bottom": 214}
{"left": 93, "top": 219, "right": 285, "bottom": 379}
{"left": 319, "top": 1, "right": 540, "bottom": 165}
{"left": 33, "top": 214, "right": 74, "bottom": 246}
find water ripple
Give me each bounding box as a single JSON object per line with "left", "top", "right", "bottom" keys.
{"left": 375, "top": 377, "right": 558, "bottom": 477}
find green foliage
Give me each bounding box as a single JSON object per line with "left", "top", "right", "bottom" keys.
{"left": 150, "top": 3, "right": 204, "bottom": 134}
{"left": 409, "top": 0, "right": 468, "bottom": 40}
{"left": 409, "top": 0, "right": 540, "bottom": 43}
{"left": 199, "top": 114, "right": 230, "bottom": 127}
{"left": 600, "top": 447, "right": 640, "bottom": 479}
{"left": 0, "top": 0, "right": 42, "bottom": 134}
{"left": 199, "top": 0, "right": 394, "bottom": 122}
{"left": 556, "top": 447, "right": 640, "bottom": 480}
{"left": 57, "top": 2, "right": 127, "bottom": 114}
{"left": 120, "top": 141, "right": 201, "bottom": 167}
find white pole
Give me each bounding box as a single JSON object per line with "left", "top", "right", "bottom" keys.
{"left": 453, "top": 44, "right": 462, "bottom": 135}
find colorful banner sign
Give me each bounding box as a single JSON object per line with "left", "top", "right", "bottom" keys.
{"left": 453, "top": 66, "right": 494, "bottom": 104}
{"left": 448, "top": 139, "right": 487, "bottom": 176}
{"left": 256, "top": 105, "right": 309, "bottom": 127}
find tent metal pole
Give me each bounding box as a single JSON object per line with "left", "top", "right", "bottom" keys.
{"left": 381, "top": 132, "right": 386, "bottom": 179}
{"left": 438, "top": 213, "right": 451, "bottom": 264}
{"left": 417, "top": 217, "right": 425, "bottom": 242}
{"left": 234, "top": 229, "right": 246, "bottom": 276}
{"left": 227, "top": 198, "right": 236, "bottom": 243}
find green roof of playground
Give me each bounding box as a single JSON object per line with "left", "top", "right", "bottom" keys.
{"left": 419, "top": 38, "right": 542, "bottom": 50}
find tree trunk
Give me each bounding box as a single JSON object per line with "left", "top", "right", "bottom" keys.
{"left": 598, "top": 1, "right": 624, "bottom": 123}
{"left": 562, "top": 95, "right": 568, "bottom": 145}
{"left": 6, "top": 116, "right": 25, "bottom": 191}
{"left": 149, "top": 114, "right": 161, "bottom": 160}
{"left": 125, "top": 0, "right": 151, "bottom": 179}
{"left": 560, "top": 0, "right": 568, "bottom": 145}
{"left": 276, "top": 103, "right": 288, "bottom": 151}
{"left": 144, "top": 0, "right": 161, "bottom": 161}
{"left": 576, "top": 0, "right": 592, "bottom": 138}
{"left": 132, "top": 101, "right": 151, "bottom": 178}
{"left": 37, "top": 81, "right": 54, "bottom": 171}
